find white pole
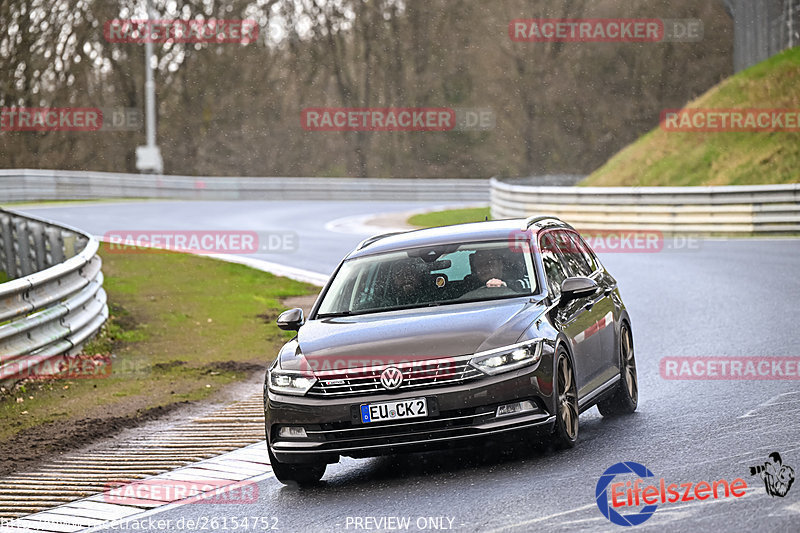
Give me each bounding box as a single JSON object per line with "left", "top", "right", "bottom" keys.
{"left": 144, "top": 0, "right": 156, "bottom": 150}
{"left": 136, "top": 0, "right": 163, "bottom": 174}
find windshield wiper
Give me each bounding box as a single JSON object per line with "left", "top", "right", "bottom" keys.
{"left": 316, "top": 311, "right": 353, "bottom": 318}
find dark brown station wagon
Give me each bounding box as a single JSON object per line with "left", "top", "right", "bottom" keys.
{"left": 264, "top": 216, "right": 638, "bottom": 486}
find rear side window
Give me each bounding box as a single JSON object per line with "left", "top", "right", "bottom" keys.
{"left": 539, "top": 231, "right": 569, "bottom": 299}
{"left": 563, "top": 231, "right": 597, "bottom": 277}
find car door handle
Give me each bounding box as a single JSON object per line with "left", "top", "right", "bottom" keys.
{"left": 583, "top": 301, "right": 594, "bottom": 311}
{"left": 603, "top": 287, "right": 613, "bottom": 295}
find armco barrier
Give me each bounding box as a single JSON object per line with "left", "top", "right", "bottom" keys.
{"left": 0, "top": 169, "right": 489, "bottom": 202}
{"left": 0, "top": 208, "right": 108, "bottom": 383}
{"left": 491, "top": 178, "right": 800, "bottom": 235}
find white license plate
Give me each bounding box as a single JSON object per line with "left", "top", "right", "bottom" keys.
{"left": 360, "top": 398, "right": 428, "bottom": 424}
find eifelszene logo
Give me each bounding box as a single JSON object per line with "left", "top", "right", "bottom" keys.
{"left": 596, "top": 462, "right": 659, "bottom": 526}
{"left": 595, "top": 461, "right": 748, "bottom": 526}
{"left": 750, "top": 452, "right": 795, "bottom": 497}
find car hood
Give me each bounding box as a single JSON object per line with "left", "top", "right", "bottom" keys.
{"left": 290, "top": 298, "right": 546, "bottom": 369}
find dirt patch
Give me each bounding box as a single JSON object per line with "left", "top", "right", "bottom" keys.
{"left": 111, "top": 303, "right": 139, "bottom": 333}
{"left": 0, "top": 402, "right": 189, "bottom": 478}
{"left": 151, "top": 360, "right": 187, "bottom": 372}
{"left": 153, "top": 360, "right": 186, "bottom": 372}
{"left": 256, "top": 310, "right": 279, "bottom": 323}
{"left": 201, "top": 361, "right": 266, "bottom": 374}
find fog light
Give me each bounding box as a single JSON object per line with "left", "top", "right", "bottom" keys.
{"left": 278, "top": 426, "right": 308, "bottom": 439}
{"left": 496, "top": 400, "right": 535, "bottom": 418}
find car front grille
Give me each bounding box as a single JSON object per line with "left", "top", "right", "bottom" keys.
{"left": 307, "top": 356, "right": 483, "bottom": 397}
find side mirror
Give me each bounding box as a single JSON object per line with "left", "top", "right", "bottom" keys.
{"left": 559, "top": 277, "right": 598, "bottom": 305}
{"left": 277, "top": 308, "right": 305, "bottom": 331}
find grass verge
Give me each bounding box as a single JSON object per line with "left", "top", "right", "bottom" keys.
{"left": 582, "top": 47, "right": 800, "bottom": 186}
{"left": 408, "top": 207, "right": 491, "bottom": 228}
{"left": 0, "top": 243, "right": 316, "bottom": 445}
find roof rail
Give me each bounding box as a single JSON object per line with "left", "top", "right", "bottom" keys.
{"left": 522, "top": 215, "right": 563, "bottom": 230}
{"left": 356, "top": 231, "right": 406, "bottom": 250}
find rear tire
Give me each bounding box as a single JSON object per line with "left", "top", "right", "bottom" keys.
{"left": 268, "top": 446, "right": 326, "bottom": 487}
{"left": 551, "top": 348, "right": 579, "bottom": 449}
{"left": 597, "top": 322, "right": 638, "bottom": 417}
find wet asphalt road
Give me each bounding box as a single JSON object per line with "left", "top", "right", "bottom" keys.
{"left": 17, "top": 201, "right": 800, "bottom": 533}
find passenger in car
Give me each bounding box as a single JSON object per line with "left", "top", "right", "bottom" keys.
{"left": 388, "top": 260, "right": 424, "bottom": 306}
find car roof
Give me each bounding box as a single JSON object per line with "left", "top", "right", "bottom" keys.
{"left": 347, "top": 216, "right": 571, "bottom": 258}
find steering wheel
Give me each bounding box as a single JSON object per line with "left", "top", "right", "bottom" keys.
{"left": 459, "top": 285, "right": 517, "bottom": 300}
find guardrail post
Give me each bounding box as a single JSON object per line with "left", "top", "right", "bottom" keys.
{"left": 63, "top": 233, "right": 77, "bottom": 259}
{"left": 46, "top": 226, "right": 66, "bottom": 266}
{"left": 30, "top": 221, "right": 47, "bottom": 272}
{"left": 0, "top": 214, "right": 14, "bottom": 280}
{"left": 74, "top": 235, "right": 88, "bottom": 257}
{"left": 13, "top": 219, "right": 33, "bottom": 277}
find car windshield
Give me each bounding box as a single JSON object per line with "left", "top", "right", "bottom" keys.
{"left": 317, "top": 241, "right": 537, "bottom": 316}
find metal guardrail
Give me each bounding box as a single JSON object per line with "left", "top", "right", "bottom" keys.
{"left": 491, "top": 178, "right": 800, "bottom": 235}
{"left": 0, "top": 169, "right": 489, "bottom": 202}
{"left": 0, "top": 208, "right": 108, "bottom": 383}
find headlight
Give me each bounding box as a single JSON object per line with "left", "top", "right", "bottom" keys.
{"left": 268, "top": 369, "right": 317, "bottom": 396}
{"left": 469, "top": 342, "right": 543, "bottom": 375}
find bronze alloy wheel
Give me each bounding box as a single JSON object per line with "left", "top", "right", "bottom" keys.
{"left": 553, "top": 349, "right": 579, "bottom": 448}
{"left": 597, "top": 322, "right": 638, "bottom": 417}
{"left": 621, "top": 324, "right": 638, "bottom": 403}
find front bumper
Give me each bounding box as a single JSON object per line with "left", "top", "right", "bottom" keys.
{"left": 265, "top": 364, "right": 555, "bottom": 464}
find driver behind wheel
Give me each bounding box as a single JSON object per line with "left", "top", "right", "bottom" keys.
{"left": 472, "top": 250, "right": 507, "bottom": 288}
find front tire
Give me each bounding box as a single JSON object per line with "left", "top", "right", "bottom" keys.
{"left": 597, "top": 322, "right": 638, "bottom": 417}
{"left": 551, "top": 348, "right": 579, "bottom": 449}
{"left": 268, "top": 446, "right": 326, "bottom": 487}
